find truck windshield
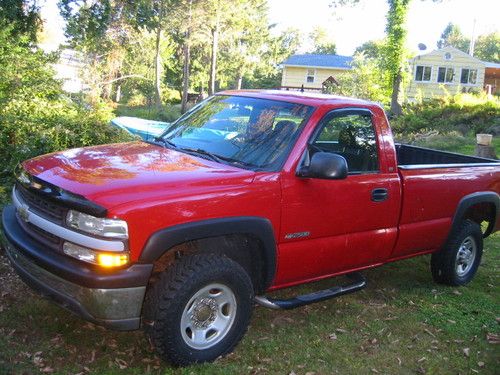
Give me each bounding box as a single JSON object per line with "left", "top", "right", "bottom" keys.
{"left": 159, "top": 95, "right": 313, "bottom": 170}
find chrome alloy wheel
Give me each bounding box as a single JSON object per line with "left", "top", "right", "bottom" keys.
{"left": 455, "top": 236, "right": 477, "bottom": 277}
{"left": 180, "top": 283, "right": 237, "bottom": 350}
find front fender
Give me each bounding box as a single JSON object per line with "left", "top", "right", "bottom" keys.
{"left": 139, "top": 216, "right": 277, "bottom": 290}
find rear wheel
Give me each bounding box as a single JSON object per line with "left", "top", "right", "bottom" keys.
{"left": 144, "top": 253, "right": 253, "bottom": 366}
{"left": 431, "top": 220, "right": 483, "bottom": 286}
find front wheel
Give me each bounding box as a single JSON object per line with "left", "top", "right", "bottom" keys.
{"left": 144, "top": 253, "right": 253, "bottom": 366}
{"left": 431, "top": 219, "right": 483, "bottom": 286}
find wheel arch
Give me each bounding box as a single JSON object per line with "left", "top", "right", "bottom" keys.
{"left": 450, "top": 191, "right": 500, "bottom": 239}
{"left": 139, "top": 217, "right": 277, "bottom": 293}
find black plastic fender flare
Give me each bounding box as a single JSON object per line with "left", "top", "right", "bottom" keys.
{"left": 449, "top": 191, "right": 499, "bottom": 238}
{"left": 139, "top": 216, "right": 277, "bottom": 290}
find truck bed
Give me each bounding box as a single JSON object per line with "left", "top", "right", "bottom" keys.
{"left": 395, "top": 144, "right": 499, "bottom": 169}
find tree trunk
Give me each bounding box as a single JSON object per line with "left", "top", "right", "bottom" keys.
{"left": 236, "top": 72, "right": 243, "bottom": 90}
{"left": 181, "top": 1, "right": 193, "bottom": 113}
{"left": 209, "top": 24, "right": 219, "bottom": 96}
{"left": 115, "top": 84, "right": 121, "bottom": 102}
{"left": 390, "top": 70, "right": 403, "bottom": 116}
{"left": 102, "top": 84, "right": 112, "bottom": 100}
{"left": 181, "top": 42, "right": 191, "bottom": 112}
{"left": 154, "top": 13, "right": 163, "bottom": 108}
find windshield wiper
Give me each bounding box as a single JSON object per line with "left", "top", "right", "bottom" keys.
{"left": 177, "top": 147, "right": 223, "bottom": 162}
{"left": 178, "top": 147, "right": 255, "bottom": 169}
{"left": 153, "top": 137, "right": 177, "bottom": 149}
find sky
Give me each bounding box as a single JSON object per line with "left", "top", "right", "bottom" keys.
{"left": 268, "top": 0, "right": 499, "bottom": 55}
{"left": 41, "top": 0, "right": 499, "bottom": 55}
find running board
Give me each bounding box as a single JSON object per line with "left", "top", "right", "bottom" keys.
{"left": 255, "top": 273, "right": 366, "bottom": 310}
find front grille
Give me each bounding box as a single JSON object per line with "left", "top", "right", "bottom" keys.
{"left": 15, "top": 183, "right": 68, "bottom": 223}
{"left": 14, "top": 183, "right": 66, "bottom": 253}
{"left": 17, "top": 216, "right": 62, "bottom": 252}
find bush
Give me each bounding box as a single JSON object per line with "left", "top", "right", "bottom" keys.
{"left": 114, "top": 104, "right": 182, "bottom": 123}
{"left": 392, "top": 93, "right": 500, "bottom": 141}
{"left": 324, "top": 54, "right": 390, "bottom": 105}
{"left": 0, "top": 25, "right": 133, "bottom": 202}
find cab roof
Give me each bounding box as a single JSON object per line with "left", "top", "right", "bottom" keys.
{"left": 217, "top": 89, "right": 379, "bottom": 109}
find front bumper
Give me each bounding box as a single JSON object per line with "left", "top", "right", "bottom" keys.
{"left": 1, "top": 205, "right": 153, "bottom": 330}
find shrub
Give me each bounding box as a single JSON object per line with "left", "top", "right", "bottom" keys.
{"left": 324, "top": 54, "right": 391, "bottom": 105}
{"left": 115, "top": 104, "right": 182, "bottom": 123}
{"left": 0, "top": 24, "right": 133, "bottom": 201}
{"left": 393, "top": 93, "right": 500, "bottom": 141}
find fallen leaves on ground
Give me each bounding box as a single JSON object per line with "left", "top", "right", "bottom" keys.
{"left": 486, "top": 333, "right": 499, "bottom": 344}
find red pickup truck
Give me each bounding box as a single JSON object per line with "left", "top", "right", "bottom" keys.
{"left": 2, "top": 91, "right": 499, "bottom": 365}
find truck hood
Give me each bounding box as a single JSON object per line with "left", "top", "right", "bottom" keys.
{"left": 22, "top": 142, "right": 255, "bottom": 209}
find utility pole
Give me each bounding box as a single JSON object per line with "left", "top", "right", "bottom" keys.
{"left": 469, "top": 18, "right": 476, "bottom": 56}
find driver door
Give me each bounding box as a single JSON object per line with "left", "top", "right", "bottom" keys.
{"left": 275, "top": 109, "right": 401, "bottom": 286}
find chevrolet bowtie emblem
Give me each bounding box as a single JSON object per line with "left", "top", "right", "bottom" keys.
{"left": 17, "top": 205, "right": 30, "bottom": 223}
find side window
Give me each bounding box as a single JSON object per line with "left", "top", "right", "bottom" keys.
{"left": 437, "top": 67, "right": 454, "bottom": 83}
{"left": 415, "top": 66, "right": 432, "bottom": 82}
{"left": 312, "top": 112, "right": 379, "bottom": 173}
{"left": 306, "top": 69, "right": 315, "bottom": 83}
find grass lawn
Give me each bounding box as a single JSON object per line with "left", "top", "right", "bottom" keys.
{"left": 0, "top": 233, "right": 498, "bottom": 374}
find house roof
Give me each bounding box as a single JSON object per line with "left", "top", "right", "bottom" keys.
{"left": 484, "top": 61, "right": 500, "bottom": 69}
{"left": 282, "top": 54, "right": 353, "bottom": 69}
{"left": 410, "top": 46, "right": 497, "bottom": 66}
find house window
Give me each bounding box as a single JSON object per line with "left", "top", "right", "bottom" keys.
{"left": 306, "top": 69, "right": 316, "bottom": 83}
{"left": 437, "top": 67, "right": 454, "bottom": 83}
{"left": 460, "top": 68, "right": 477, "bottom": 84}
{"left": 444, "top": 52, "right": 452, "bottom": 60}
{"left": 415, "top": 66, "right": 432, "bottom": 82}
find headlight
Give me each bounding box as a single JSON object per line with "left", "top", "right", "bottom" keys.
{"left": 63, "top": 242, "right": 129, "bottom": 267}
{"left": 66, "top": 210, "right": 128, "bottom": 239}
{"left": 15, "top": 167, "right": 31, "bottom": 185}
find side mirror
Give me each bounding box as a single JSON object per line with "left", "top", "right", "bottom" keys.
{"left": 297, "top": 152, "right": 348, "bottom": 180}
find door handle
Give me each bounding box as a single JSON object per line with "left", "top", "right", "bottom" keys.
{"left": 371, "top": 188, "right": 388, "bottom": 202}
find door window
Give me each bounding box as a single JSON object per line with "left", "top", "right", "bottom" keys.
{"left": 312, "top": 112, "right": 379, "bottom": 173}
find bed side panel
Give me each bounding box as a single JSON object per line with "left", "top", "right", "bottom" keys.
{"left": 391, "top": 166, "right": 500, "bottom": 258}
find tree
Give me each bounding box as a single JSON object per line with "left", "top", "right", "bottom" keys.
{"left": 331, "top": 0, "right": 426, "bottom": 116}
{"left": 473, "top": 32, "right": 499, "bottom": 63}
{"left": 245, "top": 27, "right": 302, "bottom": 89}
{"left": 308, "top": 26, "right": 337, "bottom": 54}
{"left": 354, "top": 39, "right": 386, "bottom": 59}
{"left": 179, "top": 0, "right": 194, "bottom": 112}
{"left": 0, "top": 22, "right": 131, "bottom": 184}
{"left": 60, "top": 0, "right": 136, "bottom": 101}
{"left": 436, "top": 23, "right": 499, "bottom": 63}
{"left": 132, "top": 0, "right": 177, "bottom": 107}
{"left": 202, "top": 0, "right": 250, "bottom": 95}
{"left": 218, "top": 0, "right": 270, "bottom": 90}
{"left": 0, "top": 0, "right": 41, "bottom": 41}
{"left": 324, "top": 54, "right": 390, "bottom": 103}
{"left": 436, "top": 23, "right": 469, "bottom": 51}
{"left": 384, "top": 0, "right": 410, "bottom": 116}
{"left": 60, "top": 0, "right": 181, "bottom": 105}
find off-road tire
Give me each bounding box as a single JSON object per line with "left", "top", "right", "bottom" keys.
{"left": 431, "top": 219, "right": 483, "bottom": 286}
{"left": 144, "top": 253, "right": 253, "bottom": 366}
